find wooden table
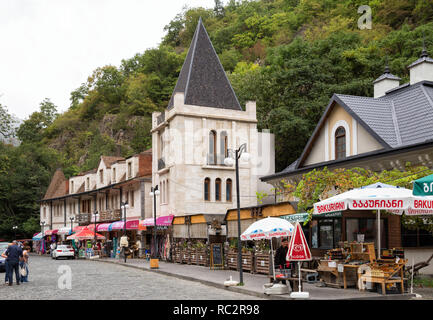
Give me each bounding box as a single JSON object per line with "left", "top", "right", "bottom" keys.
{"left": 343, "top": 264, "right": 360, "bottom": 289}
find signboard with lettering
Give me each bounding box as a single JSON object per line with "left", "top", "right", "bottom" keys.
{"left": 210, "top": 243, "right": 223, "bottom": 269}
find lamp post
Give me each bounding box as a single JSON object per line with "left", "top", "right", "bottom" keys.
{"left": 69, "top": 217, "right": 74, "bottom": 235}
{"left": 149, "top": 185, "right": 160, "bottom": 268}
{"left": 93, "top": 211, "right": 98, "bottom": 245}
{"left": 120, "top": 202, "right": 129, "bottom": 263}
{"left": 12, "top": 225, "right": 18, "bottom": 240}
{"left": 40, "top": 221, "right": 46, "bottom": 255}
{"left": 224, "top": 143, "right": 250, "bottom": 285}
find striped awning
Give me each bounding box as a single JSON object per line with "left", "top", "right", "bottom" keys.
{"left": 44, "top": 229, "right": 58, "bottom": 236}
{"left": 57, "top": 227, "right": 73, "bottom": 235}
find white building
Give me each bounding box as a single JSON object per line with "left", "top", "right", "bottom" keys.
{"left": 151, "top": 19, "right": 275, "bottom": 239}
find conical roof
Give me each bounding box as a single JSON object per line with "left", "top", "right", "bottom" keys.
{"left": 167, "top": 18, "right": 242, "bottom": 111}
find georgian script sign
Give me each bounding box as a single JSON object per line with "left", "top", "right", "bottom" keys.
{"left": 210, "top": 243, "right": 223, "bottom": 269}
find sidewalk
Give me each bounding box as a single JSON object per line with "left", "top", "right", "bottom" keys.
{"left": 91, "top": 257, "right": 415, "bottom": 300}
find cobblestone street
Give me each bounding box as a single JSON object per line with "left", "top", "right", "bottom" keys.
{"left": 0, "top": 255, "right": 262, "bottom": 300}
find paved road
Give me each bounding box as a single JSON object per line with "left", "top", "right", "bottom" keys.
{"left": 0, "top": 255, "right": 262, "bottom": 300}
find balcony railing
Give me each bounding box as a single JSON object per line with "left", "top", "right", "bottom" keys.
{"left": 99, "top": 209, "right": 122, "bottom": 222}
{"left": 206, "top": 154, "right": 226, "bottom": 166}
{"left": 76, "top": 213, "right": 91, "bottom": 224}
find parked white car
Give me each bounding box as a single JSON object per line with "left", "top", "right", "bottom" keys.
{"left": 52, "top": 245, "right": 75, "bottom": 260}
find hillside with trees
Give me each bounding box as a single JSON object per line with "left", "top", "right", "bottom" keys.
{"left": 1, "top": 0, "right": 433, "bottom": 238}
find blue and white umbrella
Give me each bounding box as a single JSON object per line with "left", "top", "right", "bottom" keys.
{"left": 32, "top": 232, "right": 43, "bottom": 241}
{"left": 241, "top": 217, "right": 294, "bottom": 281}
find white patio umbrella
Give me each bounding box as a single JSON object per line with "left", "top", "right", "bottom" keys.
{"left": 313, "top": 183, "right": 433, "bottom": 258}
{"left": 241, "top": 217, "right": 294, "bottom": 280}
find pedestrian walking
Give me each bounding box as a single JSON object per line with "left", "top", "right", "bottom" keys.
{"left": 4, "top": 240, "right": 23, "bottom": 286}
{"left": 1, "top": 243, "right": 12, "bottom": 285}
{"left": 19, "top": 248, "right": 29, "bottom": 283}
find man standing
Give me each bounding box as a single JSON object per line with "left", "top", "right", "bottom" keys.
{"left": 274, "top": 238, "right": 292, "bottom": 285}
{"left": 4, "top": 240, "right": 23, "bottom": 286}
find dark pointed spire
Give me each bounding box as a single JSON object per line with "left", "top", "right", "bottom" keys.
{"left": 373, "top": 56, "right": 400, "bottom": 84}
{"left": 167, "top": 18, "right": 242, "bottom": 111}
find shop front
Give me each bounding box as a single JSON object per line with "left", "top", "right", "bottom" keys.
{"left": 308, "top": 210, "right": 398, "bottom": 258}
{"left": 139, "top": 215, "right": 174, "bottom": 261}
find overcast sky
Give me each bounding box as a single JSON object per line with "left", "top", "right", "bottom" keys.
{"left": 0, "top": 0, "right": 218, "bottom": 120}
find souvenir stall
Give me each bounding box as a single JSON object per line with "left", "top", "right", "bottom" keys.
{"left": 311, "top": 182, "right": 432, "bottom": 294}
{"left": 139, "top": 215, "right": 174, "bottom": 261}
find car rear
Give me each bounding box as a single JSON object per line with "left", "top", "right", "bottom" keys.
{"left": 54, "top": 245, "right": 75, "bottom": 259}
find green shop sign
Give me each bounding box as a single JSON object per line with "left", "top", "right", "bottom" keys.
{"left": 413, "top": 174, "right": 433, "bottom": 196}
{"left": 315, "top": 211, "right": 342, "bottom": 218}
{"left": 280, "top": 213, "right": 309, "bottom": 223}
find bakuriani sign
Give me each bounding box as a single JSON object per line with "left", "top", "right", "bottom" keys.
{"left": 286, "top": 222, "right": 312, "bottom": 261}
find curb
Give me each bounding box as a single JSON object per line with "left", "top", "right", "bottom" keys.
{"left": 89, "top": 258, "right": 416, "bottom": 300}
{"left": 90, "top": 258, "right": 286, "bottom": 300}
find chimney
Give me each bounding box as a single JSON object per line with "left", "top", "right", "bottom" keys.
{"left": 408, "top": 40, "right": 433, "bottom": 85}
{"left": 373, "top": 64, "right": 401, "bottom": 98}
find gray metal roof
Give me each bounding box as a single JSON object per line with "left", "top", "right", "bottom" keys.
{"left": 167, "top": 18, "right": 242, "bottom": 111}
{"left": 279, "top": 81, "right": 433, "bottom": 175}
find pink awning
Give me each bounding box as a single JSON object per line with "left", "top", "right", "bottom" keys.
{"left": 44, "top": 229, "right": 58, "bottom": 236}
{"left": 125, "top": 220, "right": 139, "bottom": 230}
{"left": 110, "top": 221, "right": 124, "bottom": 230}
{"left": 97, "top": 223, "right": 112, "bottom": 232}
{"left": 139, "top": 215, "right": 174, "bottom": 227}
{"left": 73, "top": 226, "right": 87, "bottom": 232}
{"left": 86, "top": 224, "right": 101, "bottom": 231}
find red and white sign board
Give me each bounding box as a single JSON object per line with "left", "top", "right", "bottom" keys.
{"left": 286, "top": 222, "right": 312, "bottom": 261}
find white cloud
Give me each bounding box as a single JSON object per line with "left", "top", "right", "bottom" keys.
{"left": 0, "top": 0, "right": 217, "bottom": 119}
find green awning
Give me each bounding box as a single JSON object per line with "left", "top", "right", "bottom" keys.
{"left": 413, "top": 174, "right": 433, "bottom": 196}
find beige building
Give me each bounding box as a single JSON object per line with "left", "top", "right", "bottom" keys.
{"left": 151, "top": 19, "right": 275, "bottom": 238}
{"left": 261, "top": 46, "right": 433, "bottom": 273}
{"left": 40, "top": 150, "right": 153, "bottom": 235}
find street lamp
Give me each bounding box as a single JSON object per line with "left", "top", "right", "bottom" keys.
{"left": 120, "top": 202, "right": 129, "bottom": 263}
{"left": 149, "top": 185, "right": 160, "bottom": 268}
{"left": 93, "top": 211, "right": 98, "bottom": 245}
{"left": 224, "top": 143, "right": 250, "bottom": 285}
{"left": 40, "top": 221, "right": 46, "bottom": 255}
{"left": 12, "top": 225, "right": 18, "bottom": 240}
{"left": 69, "top": 217, "right": 74, "bottom": 235}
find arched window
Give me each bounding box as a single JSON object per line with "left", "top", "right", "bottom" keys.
{"left": 204, "top": 178, "right": 211, "bottom": 201}
{"left": 220, "top": 131, "right": 228, "bottom": 163}
{"left": 209, "top": 130, "right": 217, "bottom": 165}
{"left": 226, "top": 179, "right": 232, "bottom": 202}
{"left": 335, "top": 126, "right": 346, "bottom": 160}
{"left": 215, "top": 178, "right": 221, "bottom": 201}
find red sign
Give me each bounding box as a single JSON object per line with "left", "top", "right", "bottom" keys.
{"left": 286, "top": 222, "right": 312, "bottom": 261}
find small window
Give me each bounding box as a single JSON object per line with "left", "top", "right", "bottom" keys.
{"left": 86, "top": 177, "right": 90, "bottom": 190}
{"left": 71, "top": 181, "right": 74, "bottom": 193}
{"left": 100, "top": 169, "right": 104, "bottom": 183}
{"left": 209, "top": 131, "right": 217, "bottom": 165}
{"left": 215, "top": 178, "right": 221, "bottom": 201}
{"left": 204, "top": 178, "right": 211, "bottom": 201}
{"left": 128, "top": 162, "right": 132, "bottom": 178}
{"left": 226, "top": 179, "right": 232, "bottom": 202}
{"left": 335, "top": 126, "right": 346, "bottom": 160}
{"left": 112, "top": 168, "right": 116, "bottom": 182}
{"left": 130, "top": 190, "right": 134, "bottom": 207}
{"left": 220, "top": 131, "right": 228, "bottom": 162}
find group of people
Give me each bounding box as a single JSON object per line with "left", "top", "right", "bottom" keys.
{"left": 1, "top": 240, "right": 29, "bottom": 286}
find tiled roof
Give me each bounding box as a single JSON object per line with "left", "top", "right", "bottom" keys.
{"left": 167, "top": 18, "right": 242, "bottom": 111}
{"left": 101, "top": 156, "right": 124, "bottom": 168}
{"left": 43, "top": 169, "right": 67, "bottom": 200}
{"left": 281, "top": 81, "right": 433, "bottom": 175}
